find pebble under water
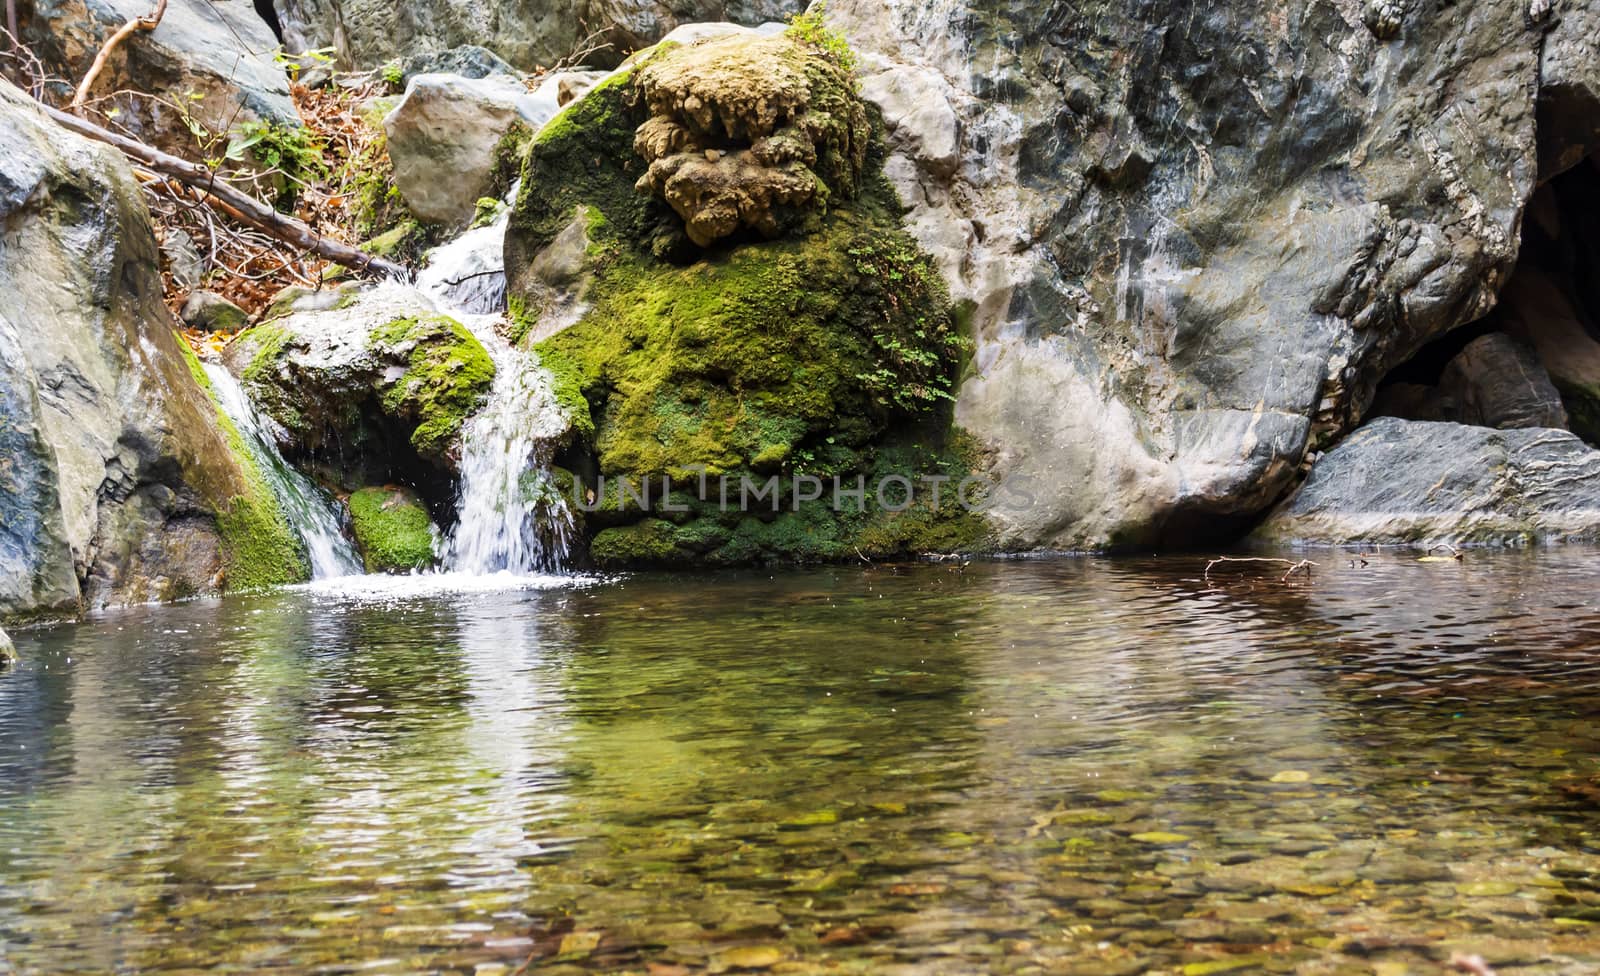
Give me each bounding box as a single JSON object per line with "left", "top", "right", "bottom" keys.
{"left": 0, "top": 552, "right": 1598, "bottom": 974}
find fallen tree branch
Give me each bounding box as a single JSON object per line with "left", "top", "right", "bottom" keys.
{"left": 71, "top": 0, "right": 167, "bottom": 111}
{"left": 42, "top": 102, "right": 408, "bottom": 281}
{"left": 1203, "top": 556, "right": 1317, "bottom": 584}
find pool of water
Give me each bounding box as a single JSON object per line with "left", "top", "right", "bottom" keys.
{"left": 1, "top": 551, "right": 1599, "bottom": 974}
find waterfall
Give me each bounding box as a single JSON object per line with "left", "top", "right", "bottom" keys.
{"left": 202, "top": 362, "right": 363, "bottom": 580}
{"left": 416, "top": 204, "right": 578, "bottom": 575}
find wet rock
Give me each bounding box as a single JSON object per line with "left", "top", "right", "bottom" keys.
{"left": 181, "top": 291, "right": 251, "bottom": 334}
{"left": 1257, "top": 418, "right": 1600, "bottom": 546}
{"left": 1437, "top": 333, "right": 1568, "bottom": 430}
{"left": 383, "top": 73, "right": 552, "bottom": 228}
{"left": 1359, "top": 855, "right": 1454, "bottom": 885}
{"left": 21, "top": 0, "right": 298, "bottom": 157}
{"left": 225, "top": 284, "right": 496, "bottom": 486}
{"left": 274, "top": 0, "right": 803, "bottom": 72}
{"left": 0, "top": 626, "right": 13, "bottom": 666}
{"left": 0, "top": 78, "right": 300, "bottom": 619}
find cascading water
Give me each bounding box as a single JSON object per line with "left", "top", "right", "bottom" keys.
{"left": 416, "top": 202, "right": 578, "bottom": 575}
{"left": 203, "top": 362, "right": 363, "bottom": 579}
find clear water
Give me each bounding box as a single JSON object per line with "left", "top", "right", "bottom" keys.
{"left": 1, "top": 551, "right": 1599, "bottom": 974}
{"left": 203, "top": 362, "right": 362, "bottom": 580}
{"left": 413, "top": 201, "right": 578, "bottom": 576}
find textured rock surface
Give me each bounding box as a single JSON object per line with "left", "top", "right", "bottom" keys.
{"left": 383, "top": 73, "right": 551, "bottom": 228}
{"left": 273, "top": 0, "right": 803, "bottom": 72}
{"left": 826, "top": 0, "right": 1556, "bottom": 548}
{"left": 226, "top": 284, "right": 495, "bottom": 490}
{"left": 630, "top": 29, "right": 868, "bottom": 246}
{"left": 0, "top": 79, "right": 294, "bottom": 619}
{"left": 0, "top": 626, "right": 12, "bottom": 665}
{"left": 1437, "top": 333, "right": 1568, "bottom": 431}
{"left": 16, "top": 0, "right": 298, "bottom": 155}
{"left": 1256, "top": 418, "right": 1600, "bottom": 546}
{"left": 181, "top": 290, "right": 251, "bottom": 333}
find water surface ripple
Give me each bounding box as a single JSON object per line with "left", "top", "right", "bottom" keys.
{"left": 1, "top": 551, "right": 1598, "bottom": 973}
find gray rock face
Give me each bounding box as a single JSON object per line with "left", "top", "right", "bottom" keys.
{"left": 19, "top": 0, "right": 298, "bottom": 155}
{"left": 826, "top": 0, "right": 1573, "bottom": 549}
{"left": 1438, "top": 333, "right": 1568, "bottom": 431}
{"left": 273, "top": 0, "right": 802, "bottom": 72}
{"left": 1256, "top": 418, "right": 1600, "bottom": 547}
{"left": 0, "top": 79, "right": 270, "bottom": 619}
{"left": 383, "top": 73, "right": 559, "bottom": 228}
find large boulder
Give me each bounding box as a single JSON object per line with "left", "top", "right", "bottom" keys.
{"left": 1437, "top": 332, "right": 1568, "bottom": 430}
{"left": 226, "top": 284, "right": 496, "bottom": 495}
{"left": 16, "top": 0, "right": 298, "bottom": 156}
{"left": 1497, "top": 267, "right": 1600, "bottom": 445}
{"left": 1256, "top": 418, "right": 1600, "bottom": 547}
{"left": 825, "top": 0, "right": 1553, "bottom": 548}
{"left": 0, "top": 78, "right": 304, "bottom": 620}
{"left": 383, "top": 73, "right": 553, "bottom": 229}
{"left": 272, "top": 0, "right": 803, "bottom": 73}
{"left": 505, "top": 26, "right": 986, "bottom": 564}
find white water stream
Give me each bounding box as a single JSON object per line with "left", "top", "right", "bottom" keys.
{"left": 203, "top": 362, "right": 364, "bottom": 580}
{"left": 416, "top": 204, "right": 578, "bottom": 575}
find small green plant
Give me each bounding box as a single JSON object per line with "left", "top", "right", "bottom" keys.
{"left": 381, "top": 60, "right": 404, "bottom": 88}
{"left": 847, "top": 237, "right": 968, "bottom": 412}
{"left": 786, "top": 3, "right": 857, "bottom": 74}
{"left": 225, "top": 121, "right": 326, "bottom": 204}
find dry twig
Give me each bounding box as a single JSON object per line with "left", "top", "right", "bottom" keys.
{"left": 1203, "top": 556, "right": 1317, "bottom": 584}
{"left": 71, "top": 0, "right": 168, "bottom": 111}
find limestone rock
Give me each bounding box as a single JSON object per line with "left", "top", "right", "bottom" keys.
{"left": 398, "top": 44, "right": 520, "bottom": 85}
{"left": 1437, "top": 333, "right": 1568, "bottom": 430}
{"left": 1256, "top": 418, "right": 1600, "bottom": 546}
{"left": 630, "top": 30, "right": 869, "bottom": 247}
{"left": 226, "top": 284, "right": 496, "bottom": 486}
{"left": 20, "top": 0, "right": 298, "bottom": 157}
{"left": 181, "top": 291, "right": 251, "bottom": 333}
{"left": 0, "top": 78, "right": 295, "bottom": 619}
{"left": 826, "top": 0, "right": 1544, "bottom": 548}
{"left": 383, "top": 73, "right": 551, "bottom": 228}
{"left": 272, "top": 0, "right": 803, "bottom": 72}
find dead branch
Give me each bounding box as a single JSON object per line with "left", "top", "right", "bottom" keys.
{"left": 548, "top": 22, "right": 616, "bottom": 73}
{"left": 71, "top": 0, "right": 167, "bottom": 111}
{"left": 42, "top": 102, "right": 408, "bottom": 280}
{"left": 1203, "top": 556, "right": 1317, "bottom": 584}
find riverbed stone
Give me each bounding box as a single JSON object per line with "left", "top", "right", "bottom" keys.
{"left": 348, "top": 485, "right": 438, "bottom": 572}
{"left": 1256, "top": 418, "right": 1600, "bottom": 546}
{"left": 0, "top": 77, "right": 304, "bottom": 620}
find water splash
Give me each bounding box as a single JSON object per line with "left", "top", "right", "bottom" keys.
{"left": 415, "top": 203, "right": 578, "bottom": 574}
{"left": 203, "top": 362, "right": 362, "bottom": 580}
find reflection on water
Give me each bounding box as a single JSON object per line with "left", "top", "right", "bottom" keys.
{"left": 0, "top": 552, "right": 1598, "bottom": 973}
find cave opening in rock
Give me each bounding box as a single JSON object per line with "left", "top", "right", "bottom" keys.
{"left": 253, "top": 0, "right": 285, "bottom": 46}
{"left": 1369, "top": 157, "right": 1600, "bottom": 444}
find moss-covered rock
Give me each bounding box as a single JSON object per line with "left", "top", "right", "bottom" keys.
{"left": 505, "top": 27, "right": 989, "bottom": 567}
{"left": 226, "top": 285, "right": 495, "bottom": 496}
{"left": 348, "top": 486, "right": 437, "bottom": 572}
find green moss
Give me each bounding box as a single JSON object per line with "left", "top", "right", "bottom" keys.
{"left": 535, "top": 347, "right": 595, "bottom": 441}
{"left": 372, "top": 315, "right": 496, "bottom": 460}
{"left": 507, "top": 32, "right": 985, "bottom": 567}
{"left": 360, "top": 219, "right": 424, "bottom": 259}
{"left": 348, "top": 486, "right": 436, "bottom": 571}
{"left": 589, "top": 518, "right": 680, "bottom": 565}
